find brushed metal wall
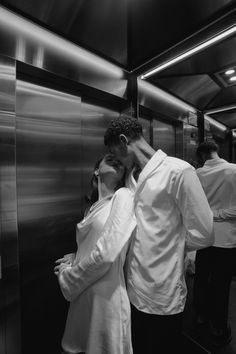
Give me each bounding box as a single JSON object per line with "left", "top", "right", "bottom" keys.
{"left": 138, "top": 117, "right": 151, "bottom": 145}
{"left": 15, "top": 76, "right": 120, "bottom": 354}
{"left": 183, "top": 123, "right": 199, "bottom": 166}
{"left": 153, "top": 119, "right": 176, "bottom": 157}
{"left": 0, "top": 56, "right": 21, "bottom": 354}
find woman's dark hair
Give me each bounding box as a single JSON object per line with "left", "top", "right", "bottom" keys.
{"left": 86, "top": 158, "right": 103, "bottom": 205}
{"left": 85, "top": 156, "right": 126, "bottom": 206}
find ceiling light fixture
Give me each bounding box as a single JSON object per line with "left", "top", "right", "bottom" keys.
{"left": 205, "top": 104, "right": 236, "bottom": 115}
{"left": 141, "top": 25, "right": 236, "bottom": 79}
{"left": 229, "top": 76, "right": 236, "bottom": 81}
{"left": 225, "top": 69, "right": 235, "bottom": 75}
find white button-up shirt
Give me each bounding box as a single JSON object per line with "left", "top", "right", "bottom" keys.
{"left": 197, "top": 158, "right": 236, "bottom": 248}
{"left": 127, "top": 150, "right": 214, "bottom": 315}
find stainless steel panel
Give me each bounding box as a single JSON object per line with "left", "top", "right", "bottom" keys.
{"left": 16, "top": 79, "right": 83, "bottom": 353}
{"left": 0, "top": 6, "right": 128, "bottom": 98}
{"left": 183, "top": 123, "right": 199, "bottom": 166}
{"left": 233, "top": 135, "right": 236, "bottom": 163}
{"left": 138, "top": 79, "right": 197, "bottom": 121}
{"left": 80, "top": 101, "right": 120, "bottom": 200}
{"left": 138, "top": 117, "right": 151, "bottom": 144}
{"left": 176, "top": 123, "right": 184, "bottom": 160}
{"left": 15, "top": 77, "right": 121, "bottom": 354}
{"left": 0, "top": 55, "right": 21, "bottom": 354}
{"left": 153, "top": 120, "right": 176, "bottom": 157}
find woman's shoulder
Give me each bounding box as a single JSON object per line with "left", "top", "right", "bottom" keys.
{"left": 113, "top": 187, "right": 133, "bottom": 200}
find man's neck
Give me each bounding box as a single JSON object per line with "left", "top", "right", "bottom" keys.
{"left": 132, "top": 137, "right": 156, "bottom": 171}
{"left": 208, "top": 152, "right": 219, "bottom": 160}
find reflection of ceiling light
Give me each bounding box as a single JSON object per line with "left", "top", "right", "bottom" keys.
{"left": 204, "top": 115, "right": 227, "bottom": 132}
{"left": 229, "top": 76, "right": 236, "bottom": 81}
{"left": 225, "top": 69, "right": 235, "bottom": 75}
{"left": 141, "top": 25, "right": 236, "bottom": 79}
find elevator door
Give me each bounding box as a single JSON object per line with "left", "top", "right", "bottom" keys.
{"left": 15, "top": 74, "right": 121, "bottom": 354}
{"left": 16, "top": 78, "right": 83, "bottom": 354}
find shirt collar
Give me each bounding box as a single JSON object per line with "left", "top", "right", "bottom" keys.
{"left": 137, "top": 149, "right": 167, "bottom": 188}
{"left": 204, "top": 158, "right": 227, "bottom": 166}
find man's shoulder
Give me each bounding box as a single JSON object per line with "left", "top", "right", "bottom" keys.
{"left": 197, "top": 160, "right": 236, "bottom": 175}
{"left": 165, "top": 155, "right": 193, "bottom": 173}
{"left": 227, "top": 162, "right": 236, "bottom": 171}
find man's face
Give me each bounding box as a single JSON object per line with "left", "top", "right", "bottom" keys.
{"left": 108, "top": 141, "right": 133, "bottom": 169}
{"left": 109, "top": 143, "right": 126, "bottom": 163}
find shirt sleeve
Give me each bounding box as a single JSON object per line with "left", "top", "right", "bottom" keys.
{"left": 58, "top": 188, "right": 136, "bottom": 301}
{"left": 213, "top": 207, "right": 236, "bottom": 221}
{"left": 174, "top": 167, "right": 214, "bottom": 252}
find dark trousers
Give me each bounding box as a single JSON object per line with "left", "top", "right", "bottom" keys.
{"left": 193, "top": 246, "right": 236, "bottom": 331}
{"left": 193, "top": 247, "right": 212, "bottom": 318}
{"left": 131, "top": 304, "right": 183, "bottom": 354}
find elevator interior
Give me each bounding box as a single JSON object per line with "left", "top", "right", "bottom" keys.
{"left": 0, "top": 1, "right": 236, "bottom": 354}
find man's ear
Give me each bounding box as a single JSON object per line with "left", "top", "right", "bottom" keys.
{"left": 119, "top": 134, "right": 129, "bottom": 146}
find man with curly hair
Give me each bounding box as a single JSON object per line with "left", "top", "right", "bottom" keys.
{"left": 104, "top": 116, "right": 214, "bottom": 354}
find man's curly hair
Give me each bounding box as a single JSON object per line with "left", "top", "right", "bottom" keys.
{"left": 104, "top": 116, "right": 143, "bottom": 146}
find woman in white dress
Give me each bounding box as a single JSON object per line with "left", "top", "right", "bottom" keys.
{"left": 54, "top": 154, "right": 136, "bottom": 354}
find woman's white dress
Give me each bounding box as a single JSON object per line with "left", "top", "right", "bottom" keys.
{"left": 58, "top": 187, "right": 136, "bottom": 354}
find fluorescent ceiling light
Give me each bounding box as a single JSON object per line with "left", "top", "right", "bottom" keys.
{"left": 229, "top": 76, "right": 236, "bottom": 81}
{"left": 205, "top": 104, "right": 236, "bottom": 114}
{"left": 141, "top": 26, "right": 236, "bottom": 79}
{"left": 225, "top": 69, "right": 235, "bottom": 75}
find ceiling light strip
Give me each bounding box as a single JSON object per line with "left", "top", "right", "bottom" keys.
{"left": 205, "top": 104, "right": 236, "bottom": 115}
{"left": 141, "top": 26, "right": 236, "bottom": 79}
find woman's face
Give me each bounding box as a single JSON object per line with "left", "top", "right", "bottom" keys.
{"left": 97, "top": 154, "right": 125, "bottom": 182}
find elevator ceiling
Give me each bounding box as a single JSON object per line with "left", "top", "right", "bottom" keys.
{"left": 1, "top": 0, "right": 236, "bottom": 128}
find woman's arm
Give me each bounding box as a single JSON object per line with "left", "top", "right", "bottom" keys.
{"left": 58, "top": 188, "right": 136, "bottom": 301}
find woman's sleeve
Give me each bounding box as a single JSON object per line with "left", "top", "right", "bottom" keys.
{"left": 58, "top": 188, "right": 136, "bottom": 301}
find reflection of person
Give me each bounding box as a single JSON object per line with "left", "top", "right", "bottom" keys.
{"left": 104, "top": 117, "right": 214, "bottom": 354}
{"left": 193, "top": 141, "right": 236, "bottom": 347}
{"left": 55, "top": 154, "right": 136, "bottom": 354}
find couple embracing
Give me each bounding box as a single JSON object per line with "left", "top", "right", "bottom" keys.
{"left": 55, "top": 117, "right": 214, "bottom": 354}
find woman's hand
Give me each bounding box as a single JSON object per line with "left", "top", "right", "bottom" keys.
{"left": 54, "top": 253, "right": 75, "bottom": 275}
{"left": 54, "top": 261, "right": 71, "bottom": 276}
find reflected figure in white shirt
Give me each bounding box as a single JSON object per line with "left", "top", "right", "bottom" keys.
{"left": 104, "top": 116, "right": 214, "bottom": 354}
{"left": 193, "top": 141, "right": 236, "bottom": 347}
{"left": 54, "top": 154, "right": 136, "bottom": 354}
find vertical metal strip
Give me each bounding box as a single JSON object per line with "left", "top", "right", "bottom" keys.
{"left": 0, "top": 55, "right": 21, "bottom": 354}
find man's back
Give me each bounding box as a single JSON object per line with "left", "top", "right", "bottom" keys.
{"left": 197, "top": 158, "right": 236, "bottom": 247}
